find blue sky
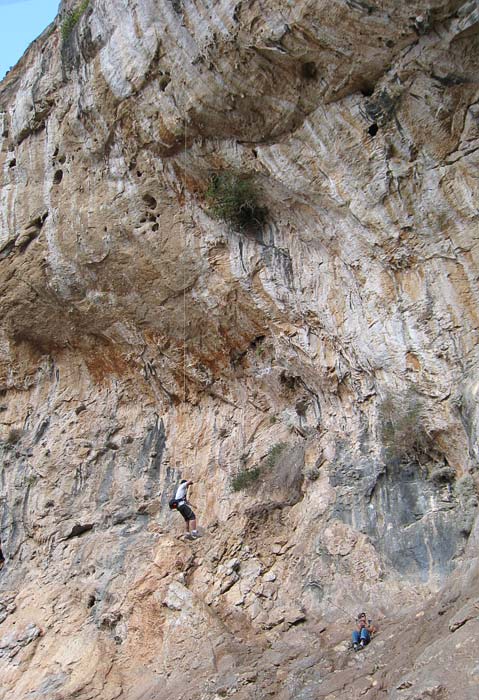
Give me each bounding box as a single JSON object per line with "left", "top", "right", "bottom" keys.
{"left": 0, "top": 0, "right": 60, "bottom": 80}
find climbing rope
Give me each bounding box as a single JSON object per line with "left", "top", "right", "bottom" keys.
{"left": 182, "top": 111, "right": 188, "bottom": 404}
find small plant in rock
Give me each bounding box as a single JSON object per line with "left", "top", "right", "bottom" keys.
{"left": 305, "top": 466, "right": 320, "bottom": 481}
{"left": 428, "top": 465, "right": 456, "bottom": 485}
{"left": 378, "top": 393, "right": 433, "bottom": 465}
{"left": 231, "top": 442, "right": 288, "bottom": 491}
{"left": 5, "top": 428, "right": 22, "bottom": 445}
{"left": 231, "top": 466, "right": 261, "bottom": 492}
{"left": 454, "top": 474, "right": 478, "bottom": 502}
{"left": 262, "top": 442, "right": 287, "bottom": 471}
{"left": 205, "top": 171, "right": 267, "bottom": 231}
{"left": 305, "top": 454, "right": 326, "bottom": 481}
{"left": 61, "top": 0, "right": 90, "bottom": 41}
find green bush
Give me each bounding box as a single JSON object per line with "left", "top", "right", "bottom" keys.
{"left": 205, "top": 171, "right": 266, "bottom": 230}
{"left": 263, "top": 442, "right": 287, "bottom": 470}
{"left": 231, "top": 443, "right": 287, "bottom": 491}
{"left": 232, "top": 467, "right": 261, "bottom": 492}
{"left": 61, "top": 0, "right": 90, "bottom": 41}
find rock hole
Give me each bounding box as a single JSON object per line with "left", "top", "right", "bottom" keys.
{"left": 250, "top": 335, "right": 265, "bottom": 349}
{"left": 87, "top": 593, "right": 96, "bottom": 608}
{"left": 360, "top": 82, "right": 375, "bottom": 97}
{"left": 368, "top": 123, "right": 378, "bottom": 137}
{"left": 137, "top": 171, "right": 143, "bottom": 178}
{"left": 58, "top": 154, "right": 66, "bottom": 164}
{"left": 143, "top": 194, "right": 157, "bottom": 209}
{"left": 169, "top": 0, "right": 183, "bottom": 13}
{"left": 152, "top": 223, "right": 159, "bottom": 232}
{"left": 65, "top": 523, "right": 94, "bottom": 540}
{"left": 8, "top": 158, "right": 16, "bottom": 168}
{"left": 280, "top": 370, "right": 301, "bottom": 391}
{"left": 53, "top": 170, "right": 63, "bottom": 184}
{"left": 301, "top": 62, "right": 317, "bottom": 80}
{"left": 159, "top": 74, "right": 171, "bottom": 91}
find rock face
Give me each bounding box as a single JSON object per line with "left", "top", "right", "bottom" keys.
{"left": 0, "top": 0, "right": 479, "bottom": 698}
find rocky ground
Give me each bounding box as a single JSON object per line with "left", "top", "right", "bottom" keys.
{"left": 0, "top": 501, "right": 478, "bottom": 699}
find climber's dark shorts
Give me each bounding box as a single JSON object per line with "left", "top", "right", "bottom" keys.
{"left": 178, "top": 503, "right": 196, "bottom": 521}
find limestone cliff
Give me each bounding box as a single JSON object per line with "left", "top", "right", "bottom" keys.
{"left": 0, "top": 1, "right": 479, "bottom": 698}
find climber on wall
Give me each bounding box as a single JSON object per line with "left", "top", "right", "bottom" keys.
{"left": 172, "top": 479, "right": 201, "bottom": 539}
{"left": 351, "top": 612, "right": 376, "bottom": 651}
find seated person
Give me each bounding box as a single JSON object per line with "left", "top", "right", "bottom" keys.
{"left": 352, "top": 612, "right": 375, "bottom": 651}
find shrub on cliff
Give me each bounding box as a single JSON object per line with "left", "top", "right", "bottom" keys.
{"left": 232, "top": 467, "right": 261, "bottom": 492}
{"left": 231, "top": 442, "right": 287, "bottom": 492}
{"left": 205, "top": 171, "right": 267, "bottom": 231}
{"left": 379, "top": 393, "right": 433, "bottom": 464}
{"left": 61, "top": 0, "right": 90, "bottom": 41}
{"left": 263, "top": 442, "right": 287, "bottom": 470}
